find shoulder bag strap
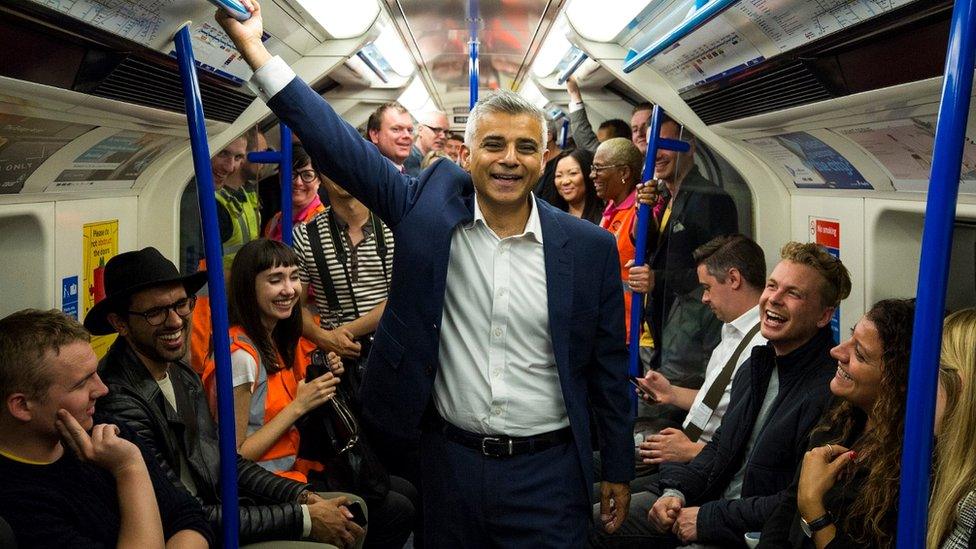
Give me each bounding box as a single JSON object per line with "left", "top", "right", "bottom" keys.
{"left": 685, "top": 321, "right": 762, "bottom": 442}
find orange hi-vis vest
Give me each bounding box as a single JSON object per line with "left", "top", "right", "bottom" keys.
{"left": 189, "top": 258, "right": 212, "bottom": 375}
{"left": 601, "top": 191, "right": 639, "bottom": 343}
{"left": 201, "top": 326, "right": 320, "bottom": 483}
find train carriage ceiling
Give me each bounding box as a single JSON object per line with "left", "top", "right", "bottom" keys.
{"left": 382, "top": 0, "right": 566, "bottom": 113}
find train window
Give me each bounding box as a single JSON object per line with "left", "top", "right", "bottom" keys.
{"left": 870, "top": 211, "right": 976, "bottom": 313}
{"left": 0, "top": 210, "right": 50, "bottom": 317}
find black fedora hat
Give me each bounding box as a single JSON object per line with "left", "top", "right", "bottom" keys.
{"left": 83, "top": 247, "right": 207, "bottom": 336}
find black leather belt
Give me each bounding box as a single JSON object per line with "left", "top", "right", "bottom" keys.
{"left": 428, "top": 412, "right": 573, "bottom": 458}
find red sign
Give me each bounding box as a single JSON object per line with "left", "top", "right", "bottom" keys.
{"left": 812, "top": 219, "right": 840, "bottom": 249}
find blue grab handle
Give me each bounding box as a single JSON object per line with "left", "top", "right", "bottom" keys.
{"left": 246, "top": 125, "right": 294, "bottom": 245}
{"left": 280, "top": 125, "right": 293, "bottom": 246}
{"left": 207, "top": 0, "right": 251, "bottom": 21}
{"left": 557, "top": 51, "right": 588, "bottom": 85}
{"left": 173, "top": 25, "right": 240, "bottom": 549}
{"left": 895, "top": 0, "right": 976, "bottom": 545}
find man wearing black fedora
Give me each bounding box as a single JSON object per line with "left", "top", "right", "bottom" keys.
{"left": 88, "top": 247, "right": 365, "bottom": 547}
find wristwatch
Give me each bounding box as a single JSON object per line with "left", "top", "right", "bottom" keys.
{"left": 800, "top": 511, "right": 834, "bottom": 537}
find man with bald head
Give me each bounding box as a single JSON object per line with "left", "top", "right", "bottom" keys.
{"left": 404, "top": 110, "right": 449, "bottom": 176}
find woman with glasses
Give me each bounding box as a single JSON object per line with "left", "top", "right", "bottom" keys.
{"left": 553, "top": 149, "right": 603, "bottom": 224}
{"left": 264, "top": 145, "right": 326, "bottom": 241}
{"left": 203, "top": 238, "right": 417, "bottom": 548}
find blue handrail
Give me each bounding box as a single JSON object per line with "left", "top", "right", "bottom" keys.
{"left": 628, "top": 106, "right": 690, "bottom": 412}
{"left": 560, "top": 118, "right": 570, "bottom": 149}
{"left": 556, "top": 51, "right": 588, "bottom": 85}
{"left": 248, "top": 124, "right": 294, "bottom": 245}
{"left": 356, "top": 50, "right": 390, "bottom": 84}
{"left": 896, "top": 0, "right": 976, "bottom": 546}
{"left": 622, "top": 0, "right": 737, "bottom": 74}
{"left": 173, "top": 24, "right": 239, "bottom": 549}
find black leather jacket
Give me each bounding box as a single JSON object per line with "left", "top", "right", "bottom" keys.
{"left": 96, "top": 338, "right": 308, "bottom": 544}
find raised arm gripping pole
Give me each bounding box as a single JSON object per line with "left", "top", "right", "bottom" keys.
{"left": 628, "top": 106, "right": 690, "bottom": 414}
{"left": 896, "top": 0, "right": 976, "bottom": 545}
{"left": 174, "top": 24, "right": 239, "bottom": 548}
{"left": 248, "top": 125, "right": 294, "bottom": 245}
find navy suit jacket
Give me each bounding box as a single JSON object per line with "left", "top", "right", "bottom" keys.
{"left": 267, "top": 77, "right": 634, "bottom": 488}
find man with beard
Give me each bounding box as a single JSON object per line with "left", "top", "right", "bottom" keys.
{"left": 89, "top": 247, "right": 365, "bottom": 547}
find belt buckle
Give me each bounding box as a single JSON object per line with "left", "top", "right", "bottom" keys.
{"left": 481, "top": 436, "right": 513, "bottom": 457}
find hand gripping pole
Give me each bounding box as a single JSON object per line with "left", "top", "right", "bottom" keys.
{"left": 628, "top": 106, "right": 690, "bottom": 414}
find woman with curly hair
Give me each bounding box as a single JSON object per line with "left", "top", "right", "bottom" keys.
{"left": 928, "top": 308, "right": 976, "bottom": 548}
{"left": 759, "top": 298, "right": 920, "bottom": 548}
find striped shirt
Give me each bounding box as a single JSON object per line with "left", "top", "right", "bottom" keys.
{"left": 292, "top": 207, "right": 393, "bottom": 329}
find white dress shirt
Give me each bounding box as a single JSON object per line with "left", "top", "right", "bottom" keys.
{"left": 434, "top": 196, "right": 568, "bottom": 436}
{"left": 682, "top": 304, "right": 766, "bottom": 443}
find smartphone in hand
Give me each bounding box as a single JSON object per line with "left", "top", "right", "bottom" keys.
{"left": 629, "top": 376, "right": 657, "bottom": 403}
{"left": 347, "top": 501, "right": 368, "bottom": 527}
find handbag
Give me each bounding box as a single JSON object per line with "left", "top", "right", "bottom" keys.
{"left": 296, "top": 350, "right": 390, "bottom": 501}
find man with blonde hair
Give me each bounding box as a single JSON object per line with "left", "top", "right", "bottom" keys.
{"left": 620, "top": 242, "right": 851, "bottom": 547}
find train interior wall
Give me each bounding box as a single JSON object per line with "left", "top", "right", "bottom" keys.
{"left": 2, "top": 12, "right": 976, "bottom": 329}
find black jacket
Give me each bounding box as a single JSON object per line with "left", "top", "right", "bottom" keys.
{"left": 658, "top": 327, "right": 836, "bottom": 546}
{"left": 646, "top": 168, "right": 738, "bottom": 344}
{"left": 96, "top": 338, "right": 309, "bottom": 544}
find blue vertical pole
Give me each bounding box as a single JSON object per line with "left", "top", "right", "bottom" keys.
{"left": 896, "top": 0, "right": 976, "bottom": 546}
{"left": 469, "top": 40, "right": 479, "bottom": 110}
{"left": 468, "top": 0, "right": 479, "bottom": 110}
{"left": 279, "top": 125, "right": 293, "bottom": 246}
{"left": 173, "top": 25, "right": 239, "bottom": 549}
{"left": 560, "top": 119, "right": 570, "bottom": 149}
{"left": 628, "top": 107, "right": 664, "bottom": 413}
{"left": 628, "top": 107, "right": 690, "bottom": 414}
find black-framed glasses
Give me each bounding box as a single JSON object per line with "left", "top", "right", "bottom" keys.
{"left": 292, "top": 169, "right": 318, "bottom": 183}
{"left": 591, "top": 164, "right": 626, "bottom": 174}
{"left": 127, "top": 296, "right": 196, "bottom": 326}
{"left": 423, "top": 124, "right": 448, "bottom": 136}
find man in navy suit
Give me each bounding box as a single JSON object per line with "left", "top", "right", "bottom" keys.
{"left": 218, "top": 4, "right": 633, "bottom": 546}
